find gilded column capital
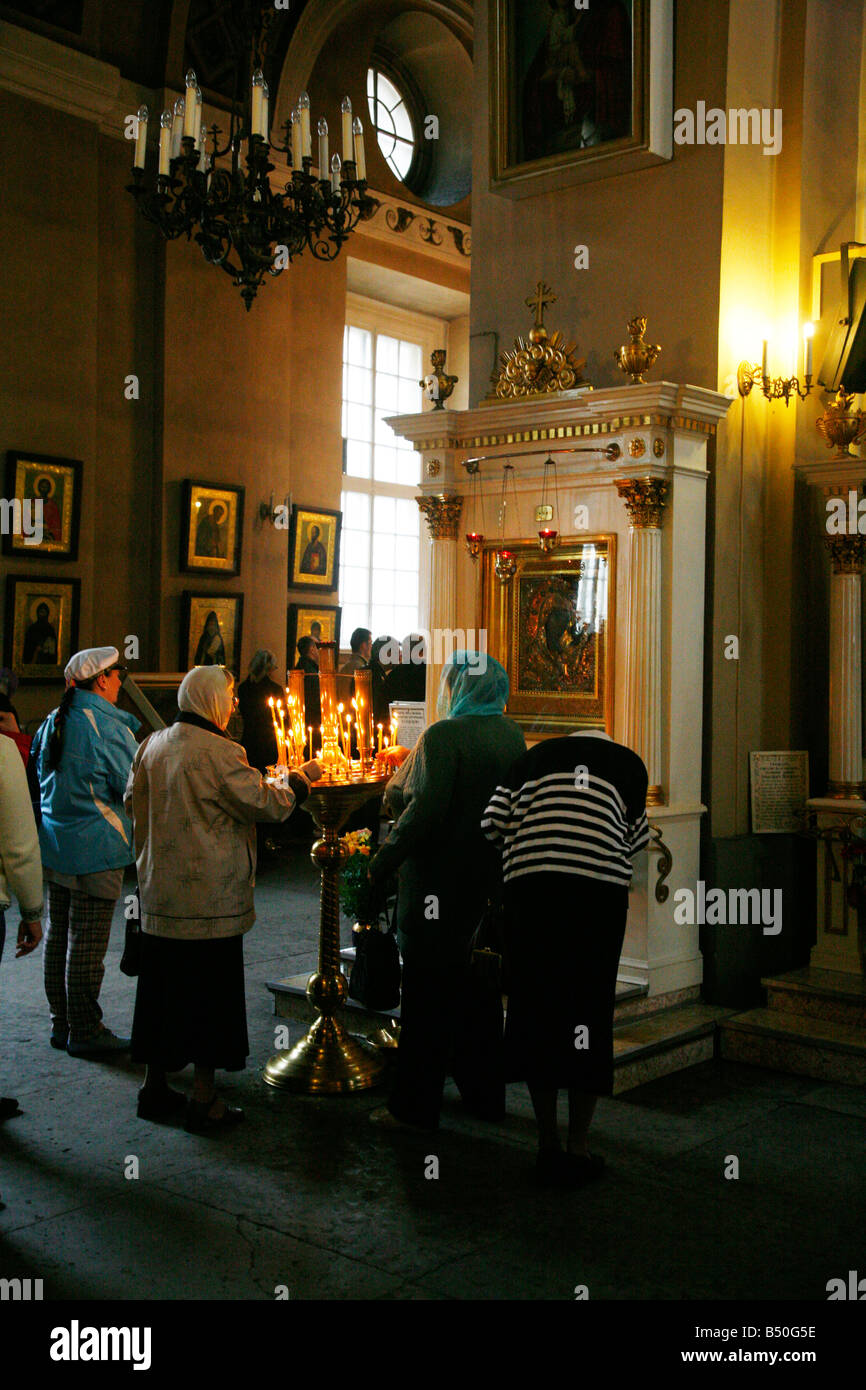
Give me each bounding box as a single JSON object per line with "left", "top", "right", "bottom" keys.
{"left": 615, "top": 478, "right": 668, "bottom": 528}
{"left": 825, "top": 535, "right": 866, "bottom": 575}
{"left": 417, "top": 493, "right": 463, "bottom": 540}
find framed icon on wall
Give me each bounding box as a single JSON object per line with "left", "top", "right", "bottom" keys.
{"left": 180, "top": 592, "right": 244, "bottom": 675}
{"left": 2, "top": 452, "right": 82, "bottom": 560}
{"left": 288, "top": 504, "right": 342, "bottom": 592}
{"left": 4, "top": 574, "right": 81, "bottom": 682}
{"left": 180, "top": 480, "right": 245, "bottom": 576}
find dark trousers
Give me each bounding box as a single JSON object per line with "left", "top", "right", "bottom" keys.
{"left": 389, "top": 938, "right": 504, "bottom": 1129}
{"left": 43, "top": 883, "right": 116, "bottom": 1043}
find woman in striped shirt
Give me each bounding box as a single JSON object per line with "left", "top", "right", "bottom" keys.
{"left": 482, "top": 728, "right": 649, "bottom": 1188}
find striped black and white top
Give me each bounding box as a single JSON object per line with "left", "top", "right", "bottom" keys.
{"left": 481, "top": 732, "right": 650, "bottom": 888}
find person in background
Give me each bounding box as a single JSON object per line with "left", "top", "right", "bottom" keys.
{"left": 237, "top": 649, "right": 283, "bottom": 773}
{"left": 482, "top": 727, "right": 649, "bottom": 1189}
{"left": 340, "top": 628, "right": 372, "bottom": 675}
{"left": 370, "top": 636, "right": 397, "bottom": 727}
{"left": 0, "top": 735, "right": 43, "bottom": 1127}
{"left": 366, "top": 653, "right": 526, "bottom": 1131}
{"left": 126, "top": 665, "right": 320, "bottom": 1132}
{"left": 295, "top": 636, "right": 319, "bottom": 673}
{"left": 30, "top": 647, "right": 137, "bottom": 1057}
{"left": 0, "top": 693, "right": 31, "bottom": 766}
{"left": 386, "top": 633, "right": 427, "bottom": 705}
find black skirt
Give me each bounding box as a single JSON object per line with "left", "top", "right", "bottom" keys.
{"left": 503, "top": 872, "right": 628, "bottom": 1094}
{"left": 131, "top": 933, "right": 249, "bottom": 1071}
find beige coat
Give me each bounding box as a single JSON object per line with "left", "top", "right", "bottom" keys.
{"left": 125, "top": 721, "right": 294, "bottom": 939}
{"left": 0, "top": 735, "right": 43, "bottom": 921}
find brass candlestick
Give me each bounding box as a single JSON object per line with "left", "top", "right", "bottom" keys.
{"left": 263, "top": 776, "right": 389, "bottom": 1093}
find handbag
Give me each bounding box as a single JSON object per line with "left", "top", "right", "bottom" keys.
{"left": 468, "top": 896, "right": 505, "bottom": 991}
{"left": 119, "top": 889, "right": 142, "bottom": 978}
{"left": 348, "top": 897, "right": 401, "bottom": 1012}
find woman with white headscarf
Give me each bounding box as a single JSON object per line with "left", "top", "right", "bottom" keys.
{"left": 125, "top": 666, "right": 320, "bottom": 1133}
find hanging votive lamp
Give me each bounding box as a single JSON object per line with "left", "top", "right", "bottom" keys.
{"left": 464, "top": 459, "right": 485, "bottom": 559}
{"left": 537, "top": 455, "right": 560, "bottom": 553}
{"left": 495, "top": 463, "right": 519, "bottom": 584}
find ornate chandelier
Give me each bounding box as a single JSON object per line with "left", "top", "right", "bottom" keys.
{"left": 126, "top": 7, "right": 373, "bottom": 309}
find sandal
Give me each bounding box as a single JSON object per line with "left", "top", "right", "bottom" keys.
{"left": 184, "top": 1096, "right": 245, "bottom": 1135}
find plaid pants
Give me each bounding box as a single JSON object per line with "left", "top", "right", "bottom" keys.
{"left": 43, "top": 883, "right": 116, "bottom": 1043}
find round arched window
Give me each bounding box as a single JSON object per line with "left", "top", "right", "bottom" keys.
{"left": 367, "top": 66, "right": 416, "bottom": 182}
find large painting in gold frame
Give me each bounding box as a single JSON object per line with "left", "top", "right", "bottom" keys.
{"left": 482, "top": 536, "right": 614, "bottom": 735}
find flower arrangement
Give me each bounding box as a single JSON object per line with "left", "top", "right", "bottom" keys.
{"left": 339, "top": 828, "right": 374, "bottom": 921}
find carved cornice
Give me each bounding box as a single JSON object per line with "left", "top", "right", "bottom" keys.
{"left": 356, "top": 191, "right": 470, "bottom": 270}
{"left": 417, "top": 493, "right": 463, "bottom": 540}
{"left": 825, "top": 535, "right": 866, "bottom": 574}
{"left": 615, "top": 478, "right": 668, "bottom": 528}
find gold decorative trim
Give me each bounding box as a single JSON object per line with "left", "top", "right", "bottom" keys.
{"left": 653, "top": 438, "right": 666, "bottom": 457}
{"left": 425, "top": 458, "right": 442, "bottom": 477}
{"left": 646, "top": 785, "right": 665, "bottom": 806}
{"left": 825, "top": 536, "right": 866, "bottom": 574}
{"left": 417, "top": 493, "right": 463, "bottom": 540}
{"left": 827, "top": 779, "right": 866, "bottom": 799}
{"left": 410, "top": 415, "right": 717, "bottom": 451}
{"left": 485, "top": 282, "right": 586, "bottom": 400}
{"left": 628, "top": 438, "right": 647, "bottom": 458}
{"left": 615, "top": 478, "right": 668, "bottom": 529}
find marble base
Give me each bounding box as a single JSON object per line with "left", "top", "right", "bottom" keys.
{"left": 764, "top": 966, "right": 866, "bottom": 1028}
{"left": 720, "top": 1009, "right": 866, "bottom": 1085}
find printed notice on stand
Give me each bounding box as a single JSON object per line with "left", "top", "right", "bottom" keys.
{"left": 749, "top": 751, "right": 809, "bottom": 833}
{"left": 389, "top": 701, "right": 426, "bottom": 749}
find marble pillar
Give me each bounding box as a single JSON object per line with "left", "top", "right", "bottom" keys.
{"left": 615, "top": 478, "right": 667, "bottom": 804}
{"left": 825, "top": 535, "right": 866, "bottom": 798}
{"left": 416, "top": 493, "right": 463, "bottom": 725}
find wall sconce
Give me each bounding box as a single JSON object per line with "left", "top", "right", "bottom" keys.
{"left": 737, "top": 323, "right": 814, "bottom": 406}
{"left": 259, "top": 492, "right": 290, "bottom": 526}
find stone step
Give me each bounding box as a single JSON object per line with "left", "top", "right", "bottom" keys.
{"left": 720, "top": 1008, "right": 866, "bottom": 1085}
{"left": 762, "top": 966, "right": 866, "bottom": 1028}
{"left": 612, "top": 1002, "right": 733, "bottom": 1094}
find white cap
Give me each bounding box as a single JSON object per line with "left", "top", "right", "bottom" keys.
{"left": 64, "top": 646, "right": 119, "bottom": 683}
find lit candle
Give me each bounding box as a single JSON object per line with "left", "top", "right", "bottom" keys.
{"left": 183, "top": 70, "right": 198, "bottom": 138}
{"left": 804, "top": 321, "right": 814, "bottom": 377}
{"left": 298, "top": 91, "right": 311, "bottom": 159}
{"left": 330, "top": 152, "right": 342, "bottom": 194}
{"left": 158, "top": 109, "right": 172, "bottom": 176}
{"left": 377, "top": 723, "right": 383, "bottom": 754}
{"left": 341, "top": 96, "right": 353, "bottom": 159}
{"left": 251, "top": 69, "right": 264, "bottom": 137}
{"left": 317, "top": 118, "right": 329, "bottom": 179}
{"left": 761, "top": 340, "right": 768, "bottom": 381}
{"left": 262, "top": 82, "right": 270, "bottom": 142}
{"left": 291, "top": 107, "right": 302, "bottom": 169}
{"left": 134, "top": 104, "right": 148, "bottom": 169}
{"left": 171, "top": 97, "right": 184, "bottom": 159}
{"left": 308, "top": 726, "right": 313, "bottom": 762}
{"left": 352, "top": 116, "right": 366, "bottom": 180}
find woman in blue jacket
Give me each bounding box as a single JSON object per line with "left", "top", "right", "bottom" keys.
{"left": 31, "top": 646, "right": 139, "bottom": 1056}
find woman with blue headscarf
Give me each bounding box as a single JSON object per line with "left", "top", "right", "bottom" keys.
{"left": 367, "top": 651, "right": 525, "bottom": 1131}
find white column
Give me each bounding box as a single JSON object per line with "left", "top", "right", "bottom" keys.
{"left": 616, "top": 479, "right": 667, "bottom": 804}
{"left": 417, "top": 494, "right": 463, "bottom": 724}
{"left": 826, "top": 537, "right": 865, "bottom": 796}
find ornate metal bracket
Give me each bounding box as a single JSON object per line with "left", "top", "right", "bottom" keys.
{"left": 648, "top": 823, "right": 672, "bottom": 903}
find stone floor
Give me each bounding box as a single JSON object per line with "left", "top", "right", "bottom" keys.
{"left": 1, "top": 841, "right": 865, "bottom": 1303}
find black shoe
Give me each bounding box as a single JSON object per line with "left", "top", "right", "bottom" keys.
{"left": 50, "top": 1030, "right": 68, "bottom": 1050}
{"left": 0, "top": 1098, "right": 22, "bottom": 1120}
{"left": 67, "top": 1029, "right": 130, "bottom": 1057}
{"left": 184, "top": 1097, "right": 245, "bottom": 1135}
{"left": 137, "top": 1087, "right": 187, "bottom": 1121}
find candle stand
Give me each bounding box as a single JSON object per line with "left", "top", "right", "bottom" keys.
{"left": 263, "top": 775, "right": 389, "bottom": 1093}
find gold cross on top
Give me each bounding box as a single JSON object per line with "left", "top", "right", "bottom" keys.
{"left": 526, "top": 281, "right": 556, "bottom": 330}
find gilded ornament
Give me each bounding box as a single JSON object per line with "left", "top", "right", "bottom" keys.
{"left": 614, "top": 315, "right": 661, "bottom": 384}
{"left": 653, "top": 438, "right": 666, "bottom": 457}
{"left": 825, "top": 535, "right": 866, "bottom": 575}
{"left": 426, "top": 458, "right": 442, "bottom": 477}
{"left": 421, "top": 350, "right": 458, "bottom": 410}
{"left": 816, "top": 387, "right": 866, "bottom": 459}
{"left": 487, "top": 281, "right": 587, "bottom": 401}
{"left": 417, "top": 493, "right": 463, "bottom": 540}
{"left": 615, "top": 478, "right": 668, "bottom": 528}
{"left": 628, "top": 438, "right": 646, "bottom": 458}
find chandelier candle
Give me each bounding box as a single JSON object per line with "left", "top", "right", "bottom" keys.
{"left": 299, "top": 92, "right": 311, "bottom": 159}
{"left": 158, "top": 110, "right": 171, "bottom": 176}
{"left": 352, "top": 118, "right": 366, "bottom": 181}
{"left": 262, "top": 82, "right": 269, "bottom": 142}
{"left": 251, "top": 69, "right": 264, "bottom": 137}
{"left": 171, "top": 98, "right": 184, "bottom": 159}
{"left": 134, "top": 106, "right": 148, "bottom": 169}
{"left": 341, "top": 96, "right": 353, "bottom": 160}
{"left": 317, "top": 118, "right": 329, "bottom": 179}
{"left": 291, "top": 108, "right": 302, "bottom": 170}
{"left": 331, "top": 152, "right": 342, "bottom": 194}
{"left": 183, "top": 71, "right": 198, "bottom": 137}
